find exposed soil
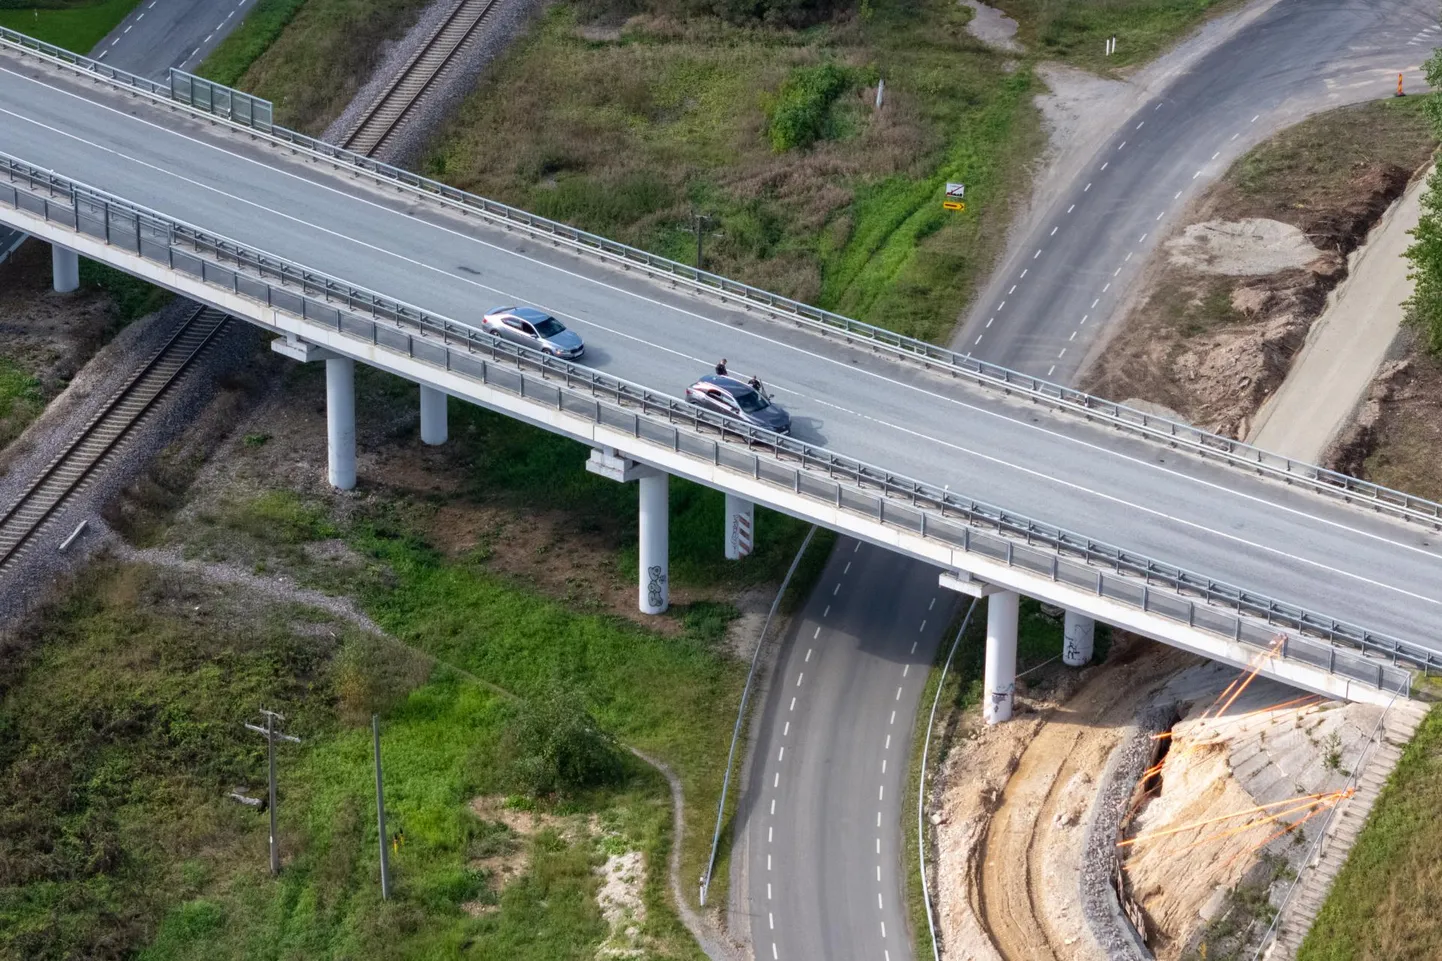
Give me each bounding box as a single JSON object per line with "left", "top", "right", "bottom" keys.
{"left": 1081, "top": 91, "right": 1437, "bottom": 439}
{"left": 0, "top": 241, "right": 118, "bottom": 393}
{"left": 1328, "top": 330, "right": 1442, "bottom": 499}
{"left": 965, "top": 637, "right": 1195, "bottom": 961}
{"left": 465, "top": 795, "right": 596, "bottom": 916}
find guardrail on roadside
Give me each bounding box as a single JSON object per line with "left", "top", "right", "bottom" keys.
{"left": 0, "top": 151, "right": 1422, "bottom": 696}
{"left": 3, "top": 26, "right": 1440, "bottom": 534}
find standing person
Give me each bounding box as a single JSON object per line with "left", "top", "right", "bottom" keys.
{"left": 715, "top": 358, "right": 728, "bottom": 377}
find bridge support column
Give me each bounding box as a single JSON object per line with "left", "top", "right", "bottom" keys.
{"left": 51, "top": 245, "right": 78, "bottom": 293}
{"left": 1063, "top": 611, "right": 1095, "bottom": 667}
{"left": 419, "top": 385, "right": 448, "bottom": 446}
{"left": 326, "top": 356, "right": 356, "bottom": 491}
{"left": 724, "top": 493, "right": 754, "bottom": 560}
{"left": 586, "top": 448, "right": 669, "bottom": 614}
{"left": 639, "top": 472, "right": 669, "bottom": 614}
{"left": 984, "top": 591, "right": 1019, "bottom": 725}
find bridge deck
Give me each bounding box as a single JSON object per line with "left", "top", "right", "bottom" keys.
{"left": 0, "top": 50, "right": 1438, "bottom": 654}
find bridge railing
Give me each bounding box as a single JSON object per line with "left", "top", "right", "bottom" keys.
{"left": 2, "top": 27, "right": 1440, "bottom": 533}
{"left": 0, "top": 152, "right": 1421, "bottom": 697}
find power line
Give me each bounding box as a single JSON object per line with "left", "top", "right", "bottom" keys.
{"left": 242, "top": 708, "right": 301, "bottom": 876}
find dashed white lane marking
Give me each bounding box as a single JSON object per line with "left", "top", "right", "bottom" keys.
{"left": 919, "top": 619, "right": 927, "bottom": 631}
{"left": 1058, "top": 347, "right": 1067, "bottom": 359}
{"left": 1069, "top": 331, "right": 1077, "bottom": 341}
{"left": 789, "top": 697, "right": 796, "bottom": 711}
{"left": 1117, "top": 141, "right": 1126, "bottom": 150}
{"left": 879, "top": 785, "right": 885, "bottom": 800}
{"left": 1114, "top": 267, "right": 1122, "bottom": 276}
{"left": 929, "top": 597, "right": 936, "bottom": 610}
{"left": 882, "top": 758, "right": 887, "bottom": 773}
{"left": 813, "top": 626, "right": 820, "bottom": 639}
{"left": 1252, "top": 114, "right": 1260, "bottom": 122}
{"left": 773, "top": 773, "right": 779, "bottom": 787}
{"left": 1033, "top": 249, "right": 1042, "bottom": 259}
{"left": 1091, "top": 298, "right": 1099, "bottom": 308}
{"left": 1156, "top": 211, "right": 1164, "bottom": 220}
{"left": 768, "top": 882, "right": 773, "bottom": 899}
{"left": 806, "top": 647, "right": 813, "bottom": 661}
{"left": 778, "top": 747, "right": 785, "bottom": 761}
{"left": 1194, "top": 169, "right": 1202, "bottom": 178}
{"left": 771, "top": 944, "right": 778, "bottom": 960}
{"left": 1067, "top": 203, "right": 1075, "bottom": 213}
{"left": 998, "top": 300, "right": 1006, "bottom": 309}
{"left": 902, "top": 665, "right": 910, "bottom": 677}
{"left": 823, "top": 605, "right": 830, "bottom": 617}
{"left": 769, "top": 825, "right": 775, "bottom": 841}
{"left": 975, "top": 334, "right": 983, "bottom": 346}
{"left": 1100, "top": 161, "right": 1108, "bottom": 171}
{"left": 878, "top": 893, "right": 884, "bottom": 909}
{"left": 986, "top": 317, "right": 993, "bottom": 328}
{"left": 877, "top": 865, "right": 882, "bottom": 881}
{"left": 771, "top": 798, "right": 776, "bottom": 814}
{"left": 1155, "top": 102, "right": 1163, "bottom": 110}
{"left": 1103, "top": 282, "right": 1110, "bottom": 292}
{"left": 1050, "top": 226, "right": 1058, "bottom": 236}
{"left": 1136, "top": 120, "right": 1145, "bottom": 129}
{"left": 783, "top": 721, "right": 789, "bottom": 736}
{"left": 910, "top": 641, "right": 917, "bottom": 654}
{"left": 97, "top": 50, "right": 108, "bottom": 60}
{"left": 832, "top": 583, "right": 840, "bottom": 596}
{"left": 1136, "top": 235, "right": 1146, "bottom": 245}
{"left": 1175, "top": 190, "right": 1182, "bottom": 200}
{"left": 1008, "top": 284, "right": 1016, "bottom": 294}
{"left": 1084, "top": 182, "right": 1092, "bottom": 191}
{"left": 890, "top": 711, "right": 896, "bottom": 724}
{"left": 1127, "top": 250, "right": 1135, "bottom": 260}
{"left": 769, "top": 912, "right": 774, "bottom": 930}
{"left": 768, "top": 854, "right": 773, "bottom": 870}
{"left": 1047, "top": 365, "right": 1056, "bottom": 376}
{"left": 1020, "top": 268, "right": 1027, "bottom": 278}
{"left": 853, "top": 540, "right": 861, "bottom": 553}
{"left": 1080, "top": 314, "right": 1089, "bottom": 325}
{"left": 1231, "top": 132, "right": 1239, "bottom": 140}
{"left": 885, "top": 734, "right": 892, "bottom": 749}
{"left": 124, "top": 25, "right": 132, "bottom": 33}
{"left": 796, "top": 673, "right": 804, "bottom": 687}
{"left": 1212, "top": 151, "right": 1220, "bottom": 160}
{"left": 876, "top": 835, "right": 881, "bottom": 850}
{"left": 881, "top": 922, "right": 887, "bottom": 938}
{"left": 844, "top": 560, "right": 851, "bottom": 574}
{"left": 895, "top": 686, "right": 903, "bottom": 701}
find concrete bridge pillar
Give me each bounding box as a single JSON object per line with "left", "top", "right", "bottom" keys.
{"left": 1063, "top": 611, "right": 1096, "bottom": 667}
{"left": 51, "top": 245, "right": 79, "bottom": 293}
{"left": 586, "top": 448, "right": 669, "bottom": 614}
{"left": 984, "top": 591, "right": 1019, "bottom": 725}
{"left": 639, "top": 472, "right": 670, "bottom": 614}
{"left": 724, "top": 493, "right": 754, "bottom": 560}
{"left": 326, "top": 356, "right": 356, "bottom": 491}
{"left": 419, "top": 384, "right": 448, "bottom": 446}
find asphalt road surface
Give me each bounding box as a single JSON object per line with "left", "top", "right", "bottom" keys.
{"left": 744, "top": 1, "right": 1441, "bottom": 959}
{"left": 0, "top": 0, "right": 251, "bottom": 261}
{"left": 736, "top": 538, "right": 959, "bottom": 961}
{"left": 957, "top": 0, "right": 1438, "bottom": 379}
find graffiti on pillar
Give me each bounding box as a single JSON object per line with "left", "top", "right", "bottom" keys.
{"left": 1064, "top": 638, "right": 1081, "bottom": 663}
{"left": 990, "top": 682, "right": 1015, "bottom": 711}
{"left": 647, "top": 565, "right": 668, "bottom": 609}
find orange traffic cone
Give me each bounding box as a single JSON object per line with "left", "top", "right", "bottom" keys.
{"left": 1397, "top": 72, "right": 1406, "bottom": 97}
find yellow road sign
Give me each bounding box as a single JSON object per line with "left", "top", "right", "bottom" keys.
{"left": 943, "top": 200, "right": 965, "bottom": 211}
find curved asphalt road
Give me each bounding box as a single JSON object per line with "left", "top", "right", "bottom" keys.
{"left": 741, "top": 2, "right": 1439, "bottom": 960}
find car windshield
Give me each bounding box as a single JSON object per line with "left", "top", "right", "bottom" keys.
{"left": 533, "top": 317, "right": 566, "bottom": 337}
{"left": 733, "top": 388, "right": 768, "bottom": 413}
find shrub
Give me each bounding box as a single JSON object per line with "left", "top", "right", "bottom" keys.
{"left": 765, "top": 62, "right": 855, "bottom": 153}
{"left": 504, "top": 685, "right": 623, "bottom": 797}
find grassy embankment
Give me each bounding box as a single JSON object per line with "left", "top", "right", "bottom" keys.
{"left": 0, "top": 0, "right": 139, "bottom": 51}
{"left": 1298, "top": 705, "right": 1442, "bottom": 961}
{"left": 0, "top": 561, "right": 714, "bottom": 960}
{"left": 993, "top": 0, "right": 1246, "bottom": 71}
{"left": 903, "top": 597, "right": 1083, "bottom": 956}
{"left": 427, "top": 0, "right": 1042, "bottom": 344}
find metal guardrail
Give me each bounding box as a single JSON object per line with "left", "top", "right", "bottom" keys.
{"left": 0, "top": 153, "right": 1422, "bottom": 696}
{"left": 3, "top": 26, "right": 1440, "bottom": 533}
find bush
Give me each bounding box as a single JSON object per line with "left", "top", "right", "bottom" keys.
{"left": 504, "top": 685, "right": 624, "bottom": 797}
{"left": 766, "top": 62, "right": 854, "bottom": 152}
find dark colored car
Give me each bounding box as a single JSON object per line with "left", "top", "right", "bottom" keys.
{"left": 685, "top": 374, "right": 791, "bottom": 434}
{"left": 481, "top": 305, "right": 585, "bottom": 359}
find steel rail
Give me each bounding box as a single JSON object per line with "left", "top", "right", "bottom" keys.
{"left": 2, "top": 28, "right": 1438, "bottom": 533}
{"left": 0, "top": 305, "right": 229, "bottom": 571}
{"left": 340, "top": 0, "right": 501, "bottom": 156}
{"left": 0, "top": 155, "right": 1422, "bottom": 694}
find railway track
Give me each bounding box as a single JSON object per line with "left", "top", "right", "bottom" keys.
{"left": 341, "top": 0, "right": 502, "bottom": 157}
{"left": 0, "top": 305, "right": 229, "bottom": 572}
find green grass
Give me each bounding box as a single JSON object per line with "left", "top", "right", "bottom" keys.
{"left": 78, "top": 259, "right": 173, "bottom": 323}
{"left": 0, "top": 356, "right": 44, "bottom": 451}
{"left": 993, "top": 0, "right": 1246, "bottom": 70}
{"left": 426, "top": 0, "right": 1042, "bottom": 344}
{"left": 0, "top": 0, "right": 141, "bottom": 53}
{"left": 0, "top": 560, "right": 715, "bottom": 960}
{"left": 196, "top": 0, "right": 308, "bottom": 87}
{"left": 1297, "top": 705, "right": 1442, "bottom": 961}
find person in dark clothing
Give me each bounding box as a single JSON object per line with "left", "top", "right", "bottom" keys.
{"left": 715, "top": 358, "right": 728, "bottom": 376}
{"left": 748, "top": 374, "right": 764, "bottom": 396}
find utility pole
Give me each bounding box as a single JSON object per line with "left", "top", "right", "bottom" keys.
{"left": 692, "top": 212, "right": 715, "bottom": 272}
{"left": 245, "top": 708, "right": 301, "bottom": 876}
{"left": 373, "top": 714, "right": 391, "bottom": 899}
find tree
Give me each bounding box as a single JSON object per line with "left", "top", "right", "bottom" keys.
{"left": 504, "top": 685, "right": 623, "bottom": 797}
{"left": 1403, "top": 48, "right": 1442, "bottom": 353}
